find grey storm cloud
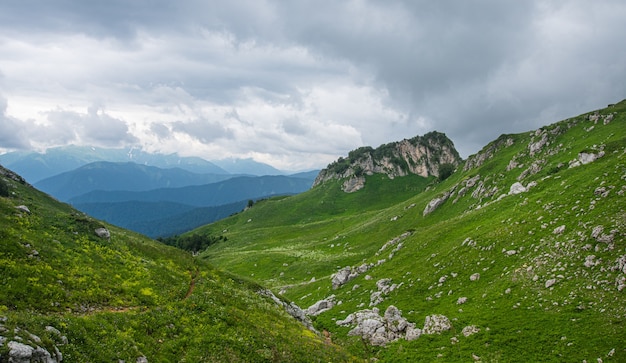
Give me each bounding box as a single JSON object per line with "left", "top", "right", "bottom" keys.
{"left": 171, "top": 119, "right": 234, "bottom": 143}
{"left": 0, "top": 97, "right": 30, "bottom": 149}
{"left": 0, "top": 0, "right": 624, "bottom": 169}
{"left": 44, "top": 105, "right": 139, "bottom": 147}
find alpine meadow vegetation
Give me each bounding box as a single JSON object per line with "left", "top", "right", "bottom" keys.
{"left": 197, "top": 100, "right": 626, "bottom": 362}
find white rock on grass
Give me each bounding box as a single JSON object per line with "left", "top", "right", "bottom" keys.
{"left": 462, "top": 325, "right": 481, "bottom": 337}
{"left": 509, "top": 182, "right": 527, "bottom": 195}
{"left": 545, "top": 279, "right": 557, "bottom": 288}
{"left": 422, "top": 314, "right": 452, "bottom": 334}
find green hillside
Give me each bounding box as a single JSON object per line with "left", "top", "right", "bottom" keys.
{"left": 0, "top": 168, "right": 353, "bottom": 361}
{"left": 197, "top": 101, "right": 626, "bottom": 362}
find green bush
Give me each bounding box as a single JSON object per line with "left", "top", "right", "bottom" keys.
{"left": 0, "top": 178, "right": 9, "bottom": 197}
{"left": 438, "top": 163, "right": 455, "bottom": 181}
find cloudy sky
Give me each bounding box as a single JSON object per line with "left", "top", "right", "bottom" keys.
{"left": 0, "top": 1, "right": 624, "bottom": 170}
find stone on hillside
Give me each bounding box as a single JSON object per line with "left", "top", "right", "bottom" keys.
{"left": 529, "top": 132, "right": 548, "bottom": 156}
{"left": 470, "top": 273, "right": 480, "bottom": 281}
{"left": 553, "top": 225, "right": 566, "bottom": 235}
{"left": 591, "top": 225, "right": 604, "bottom": 239}
{"left": 462, "top": 325, "right": 481, "bottom": 337}
{"left": 584, "top": 255, "right": 597, "bottom": 268}
{"left": 422, "top": 314, "right": 452, "bottom": 335}
{"left": 509, "top": 182, "right": 527, "bottom": 195}
{"left": 7, "top": 341, "right": 59, "bottom": 363}
{"left": 339, "top": 305, "right": 420, "bottom": 346}
{"left": 405, "top": 326, "right": 422, "bottom": 341}
{"left": 137, "top": 356, "right": 149, "bottom": 363}
{"left": 457, "top": 297, "right": 468, "bottom": 305}
{"left": 95, "top": 227, "right": 110, "bottom": 239}
{"left": 331, "top": 266, "right": 352, "bottom": 289}
{"left": 306, "top": 296, "right": 336, "bottom": 316}
{"left": 423, "top": 194, "right": 449, "bottom": 216}
{"left": 580, "top": 151, "right": 604, "bottom": 164}
{"left": 15, "top": 205, "right": 31, "bottom": 214}
{"left": 545, "top": 279, "right": 557, "bottom": 288}
{"left": 615, "top": 276, "right": 626, "bottom": 292}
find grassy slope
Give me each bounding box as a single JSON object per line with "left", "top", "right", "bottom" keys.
{"left": 199, "top": 101, "right": 626, "bottom": 362}
{"left": 0, "top": 172, "right": 354, "bottom": 361}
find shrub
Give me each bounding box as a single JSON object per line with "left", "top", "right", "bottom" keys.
{"left": 438, "top": 163, "right": 455, "bottom": 181}
{"left": 0, "top": 178, "right": 10, "bottom": 197}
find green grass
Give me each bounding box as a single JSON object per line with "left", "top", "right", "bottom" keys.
{"left": 198, "top": 100, "right": 626, "bottom": 362}
{"left": 0, "top": 170, "right": 356, "bottom": 361}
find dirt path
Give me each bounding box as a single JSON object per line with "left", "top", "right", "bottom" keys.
{"left": 184, "top": 269, "right": 199, "bottom": 299}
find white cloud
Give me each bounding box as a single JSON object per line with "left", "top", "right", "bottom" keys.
{"left": 0, "top": 0, "right": 624, "bottom": 170}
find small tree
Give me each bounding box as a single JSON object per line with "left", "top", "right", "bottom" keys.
{"left": 438, "top": 163, "right": 455, "bottom": 181}
{"left": 0, "top": 178, "right": 9, "bottom": 197}
{"left": 247, "top": 199, "right": 254, "bottom": 208}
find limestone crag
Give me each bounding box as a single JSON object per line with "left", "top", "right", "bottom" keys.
{"left": 313, "top": 131, "right": 462, "bottom": 192}
{"left": 336, "top": 305, "right": 422, "bottom": 346}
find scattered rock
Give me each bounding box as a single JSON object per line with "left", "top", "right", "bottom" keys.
{"left": 509, "top": 182, "right": 527, "bottom": 195}
{"left": 15, "top": 205, "right": 31, "bottom": 214}
{"left": 553, "top": 225, "right": 566, "bottom": 235}
{"left": 422, "top": 314, "right": 452, "bottom": 335}
{"left": 457, "top": 297, "right": 468, "bottom": 305}
{"left": 331, "top": 267, "right": 352, "bottom": 289}
{"left": 94, "top": 227, "right": 110, "bottom": 240}
{"left": 584, "top": 255, "right": 598, "bottom": 268}
{"left": 7, "top": 340, "right": 59, "bottom": 363}
{"left": 137, "top": 356, "right": 148, "bottom": 363}
{"left": 571, "top": 151, "right": 605, "bottom": 168}
{"left": 305, "top": 296, "right": 336, "bottom": 316}
{"left": 423, "top": 192, "right": 451, "bottom": 216}
{"left": 470, "top": 273, "right": 480, "bottom": 281}
{"left": 545, "top": 279, "right": 557, "bottom": 289}
{"left": 462, "top": 325, "right": 481, "bottom": 337}
{"left": 529, "top": 132, "right": 548, "bottom": 156}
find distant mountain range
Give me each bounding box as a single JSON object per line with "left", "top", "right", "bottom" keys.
{"left": 34, "top": 161, "right": 236, "bottom": 201}
{"left": 0, "top": 145, "right": 287, "bottom": 183}
{"left": 0, "top": 146, "right": 316, "bottom": 237}
{"left": 68, "top": 174, "right": 316, "bottom": 237}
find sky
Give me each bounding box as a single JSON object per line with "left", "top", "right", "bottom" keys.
{"left": 0, "top": 1, "right": 624, "bottom": 171}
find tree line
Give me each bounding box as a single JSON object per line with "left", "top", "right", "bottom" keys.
{"left": 157, "top": 233, "right": 227, "bottom": 253}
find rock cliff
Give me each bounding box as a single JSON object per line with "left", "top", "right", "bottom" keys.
{"left": 313, "top": 131, "right": 462, "bottom": 192}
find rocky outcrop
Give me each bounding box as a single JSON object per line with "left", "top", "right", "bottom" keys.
{"left": 464, "top": 135, "right": 513, "bottom": 171}
{"left": 313, "top": 131, "right": 462, "bottom": 192}
{"left": 337, "top": 307, "right": 455, "bottom": 346}
{"left": 258, "top": 289, "right": 316, "bottom": 332}
{"left": 0, "top": 320, "right": 65, "bottom": 363}
{"left": 336, "top": 305, "right": 421, "bottom": 346}
{"left": 569, "top": 150, "right": 605, "bottom": 168}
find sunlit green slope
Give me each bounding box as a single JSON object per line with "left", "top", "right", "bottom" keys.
{"left": 0, "top": 167, "right": 354, "bottom": 362}
{"left": 199, "top": 100, "right": 625, "bottom": 362}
